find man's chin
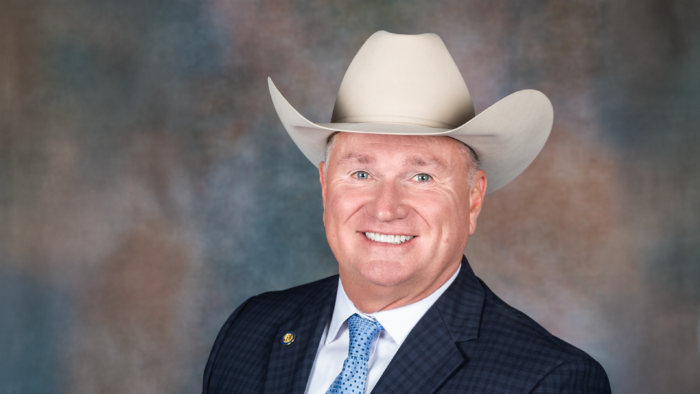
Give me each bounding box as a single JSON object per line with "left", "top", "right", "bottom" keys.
{"left": 357, "top": 260, "right": 414, "bottom": 288}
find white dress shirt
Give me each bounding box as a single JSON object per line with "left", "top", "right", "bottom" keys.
{"left": 304, "top": 265, "right": 461, "bottom": 394}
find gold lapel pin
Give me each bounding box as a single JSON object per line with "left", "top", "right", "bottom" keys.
{"left": 281, "top": 331, "right": 296, "bottom": 345}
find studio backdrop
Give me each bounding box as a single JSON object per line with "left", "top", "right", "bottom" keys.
{"left": 1, "top": 0, "right": 699, "bottom": 393}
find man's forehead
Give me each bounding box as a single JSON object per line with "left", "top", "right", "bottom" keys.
{"left": 332, "top": 133, "right": 457, "bottom": 167}
{"left": 336, "top": 152, "right": 445, "bottom": 166}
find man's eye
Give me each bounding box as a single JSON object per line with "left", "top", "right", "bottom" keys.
{"left": 354, "top": 171, "right": 370, "bottom": 180}
{"left": 414, "top": 174, "right": 431, "bottom": 182}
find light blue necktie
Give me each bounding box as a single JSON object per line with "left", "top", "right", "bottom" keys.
{"left": 326, "top": 314, "right": 384, "bottom": 394}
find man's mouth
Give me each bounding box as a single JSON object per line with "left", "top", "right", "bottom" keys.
{"left": 363, "top": 232, "right": 415, "bottom": 245}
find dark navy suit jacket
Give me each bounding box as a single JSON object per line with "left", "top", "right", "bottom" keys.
{"left": 203, "top": 257, "right": 611, "bottom": 393}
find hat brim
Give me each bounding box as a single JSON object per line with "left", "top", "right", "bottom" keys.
{"left": 268, "top": 77, "right": 553, "bottom": 194}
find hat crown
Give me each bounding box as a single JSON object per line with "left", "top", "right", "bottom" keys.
{"left": 331, "top": 31, "right": 475, "bottom": 129}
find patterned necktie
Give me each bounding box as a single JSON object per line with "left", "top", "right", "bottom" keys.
{"left": 326, "top": 314, "right": 384, "bottom": 394}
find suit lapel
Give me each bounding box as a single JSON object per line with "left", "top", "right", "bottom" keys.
{"left": 371, "top": 257, "right": 485, "bottom": 394}
{"left": 371, "top": 306, "right": 465, "bottom": 394}
{"left": 263, "top": 278, "right": 338, "bottom": 394}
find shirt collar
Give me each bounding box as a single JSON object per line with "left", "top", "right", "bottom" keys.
{"left": 326, "top": 264, "right": 461, "bottom": 346}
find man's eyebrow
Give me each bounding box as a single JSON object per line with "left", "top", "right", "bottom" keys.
{"left": 336, "top": 153, "right": 374, "bottom": 165}
{"left": 404, "top": 155, "right": 447, "bottom": 169}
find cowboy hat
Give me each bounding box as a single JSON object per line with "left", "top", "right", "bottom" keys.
{"left": 268, "top": 31, "right": 553, "bottom": 194}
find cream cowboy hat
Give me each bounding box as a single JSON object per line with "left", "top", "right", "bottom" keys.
{"left": 268, "top": 31, "right": 553, "bottom": 194}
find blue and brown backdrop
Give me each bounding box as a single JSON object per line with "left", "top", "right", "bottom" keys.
{"left": 1, "top": 0, "right": 699, "bottom": 393}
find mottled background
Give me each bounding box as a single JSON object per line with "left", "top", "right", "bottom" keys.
{"left": 1, "top": 0, "right": 699, "bottom": 393}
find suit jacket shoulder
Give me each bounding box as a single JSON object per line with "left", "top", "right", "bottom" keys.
{"left": 481, "top": 278, "right": 593, "bottom": 362}
{"left": 370, "top": 259, "right": 610, "bottom": 393}
{"left": 463, "top": 279, "right": 610, "bottom": 393}
{"left": 203, "top": 275, "right": 339, "bottom": 394}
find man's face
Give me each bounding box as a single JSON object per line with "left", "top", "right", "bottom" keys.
{"left": 320, "top": 133, "right": 486, "bottom": 305}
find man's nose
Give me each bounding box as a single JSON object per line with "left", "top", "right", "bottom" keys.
{"left": 365, "top": 180, "right": 409, "bottom": 222}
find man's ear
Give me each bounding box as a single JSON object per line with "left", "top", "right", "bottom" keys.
{"left": 469, "top": 170, "right": 487, "bottom": 235}
{"left": 319, "top": 162, "right": 327, "bottom": 211}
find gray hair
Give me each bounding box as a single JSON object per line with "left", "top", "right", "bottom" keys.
{"left": 323, "top": 133, "right": 480, "bottom": 187}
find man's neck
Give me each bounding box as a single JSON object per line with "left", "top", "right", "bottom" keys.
{"left": 340, "top": 262, "right": 461, "bottom": 313}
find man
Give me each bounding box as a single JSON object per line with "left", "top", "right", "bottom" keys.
{"left": 203, "top": 31, "right": 611, "bottom": 393}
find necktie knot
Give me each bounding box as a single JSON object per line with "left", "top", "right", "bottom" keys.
{"left": 347, "top": 314, "right": 384, "bottom": 359}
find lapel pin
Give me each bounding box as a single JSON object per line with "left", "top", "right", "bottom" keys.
{"left": 281, "top": 331, "right": 296, "bottom": 345}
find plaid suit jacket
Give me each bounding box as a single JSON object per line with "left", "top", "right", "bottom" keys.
{"left": 203, "top": 257, "right": 611, "bottom": 393}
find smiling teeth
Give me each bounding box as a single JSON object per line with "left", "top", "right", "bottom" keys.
{"left": 364, "top": 232, "right": 414, "bottom": 244}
